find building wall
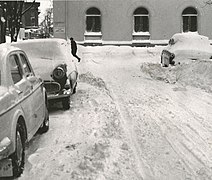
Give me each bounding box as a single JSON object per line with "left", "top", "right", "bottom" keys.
{"left": 22, "top": 2, "right": 40, "bottom": 29}
{"left": 53, "top": 0, "right": 212, "bottom": 44}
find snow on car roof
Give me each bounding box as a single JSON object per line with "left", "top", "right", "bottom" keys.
{"left": 171, "top": 32, "right": 210, "bottom": 47}
{"left": 12, "top": 38, "right": 71, "bottom": 61}
{"left": 11, "top": 38, "right": 76, "bottom": 80}
{"left": 167, "top": 32, "right": 212, "bottom": 55}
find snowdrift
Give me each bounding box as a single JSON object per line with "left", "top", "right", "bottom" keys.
{"left": 141, "top": 60, "right": 212, "bottom": 93}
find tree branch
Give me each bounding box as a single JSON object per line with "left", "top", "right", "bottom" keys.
{"left": 21, "top": 0, "right": 35, "bottom": 15}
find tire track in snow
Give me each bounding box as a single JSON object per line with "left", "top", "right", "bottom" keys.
{"left": 138, "top": 86, "right": 212, "bottom": 179}
{"left": 79, "top": 73, "right": 151, "bottom": 179}
{"left": 105, "top": 84, "right": 154, "bottom": 180}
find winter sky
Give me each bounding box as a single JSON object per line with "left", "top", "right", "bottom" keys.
{"left": 37, "top": 0, "right": 52, "bottom": 23}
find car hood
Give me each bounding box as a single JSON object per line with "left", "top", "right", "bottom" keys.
{"left": 11, "top": 38, "right": 77, "bottom": 81}
{"left": 29, "top": 58, "right": 65, "bottom": 81}
{"left": 29, "top": 57, "right": 77, "bottom": 81}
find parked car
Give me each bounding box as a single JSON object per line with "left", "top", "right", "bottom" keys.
{"left": 13, "top": 38, "right": 78, "bottom": 110}
{"left": 0, "top": 44, "right": 49, "bottom": 178}
{"left": 161, "top": 33, "right": 212, "bottom": 67}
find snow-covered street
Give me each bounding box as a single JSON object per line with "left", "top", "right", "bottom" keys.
{"left": 17, "top": 45, "right": 212, "bottom": 180}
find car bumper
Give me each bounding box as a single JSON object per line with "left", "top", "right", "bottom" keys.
{"left": 0, "top": 137, "right": 13, "bottom": 177}
{"left": 0, "top": 158, "right": 13, "bottom": 177}
{"left": 47, "top": 89, "right": 71, "bottom": 100}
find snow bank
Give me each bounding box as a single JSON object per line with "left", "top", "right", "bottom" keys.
{"left": 141, "top": 60, "right": 212, "bottom": 93}
{"left": 79, "top": 44, "right": 212, "bottom": 93}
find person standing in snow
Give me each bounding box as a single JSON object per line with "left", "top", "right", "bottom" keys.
{"left": 70, "top": 37, "right": 81, "bottom": 62}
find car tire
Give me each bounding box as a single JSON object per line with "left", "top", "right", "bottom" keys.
{"left": 11, "top": 123, "right": 26, "bottom": 177}
{"left": 38, "top": 105, "right": 49, "bottom": 134}
{"left": 73, "top": 82, "right": 77, "bottom": 94}
{"left": 62, "top": 97, "right": 70, "bottom": 110}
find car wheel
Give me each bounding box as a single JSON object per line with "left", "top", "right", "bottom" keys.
{"left": 62, "top": 97, "right": 70, "bottom": 110}
{"left": 73, "top": 82, "right": 77, "bottom": 94}
{"left": 38, "top": 105, "right": 49, "bottom": 133}
{"left": 11, "top": 123, "right": 26, "bottom": 177}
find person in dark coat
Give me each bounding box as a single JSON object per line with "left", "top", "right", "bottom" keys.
{"left": 70, "top": 37, "right": 81, "bottom": 62}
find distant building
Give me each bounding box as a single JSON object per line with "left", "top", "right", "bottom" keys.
{"left": 22, "top": 2, "right": 40, "bottom": 29}
{"left": 53, "top": 0, "right": 212, "bottom": 46}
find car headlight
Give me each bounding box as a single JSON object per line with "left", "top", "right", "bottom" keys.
{"left": 170, "top": 53, "right": 175, "bottom": 60}
{"left": 52, "top": 67, "right": 65, "bottom": 80}
{"left": 0, "top": 137, "right": 11, "bottom": 159}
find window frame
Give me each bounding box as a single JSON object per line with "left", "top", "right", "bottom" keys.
{"left": 133, "top": 7, "right": 149, "bottom": 33}
{"left": 182, "top": 7, "right": 198, "bottom": 32}
{"left": 19, "top": 53, "right": 34, "bottom": 77}
{"left": 85, "top": 7, "right": 101, "bottom": 33}
{"left": 9, "top": 53, "right": 23, "bottom": 84}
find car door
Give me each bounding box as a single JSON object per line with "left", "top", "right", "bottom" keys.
{"left": 8, "top": 52, "right": 34, "bottom": 133}
{"left": 19, "top": 52, "right": 45, "bottom": 131}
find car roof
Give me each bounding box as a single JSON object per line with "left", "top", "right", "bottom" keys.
{"left": 12, "top": 38, "right": 67, "bottom": 45}
{"left": 171, "top": 32, "right": 209, "bottom": 41}
{"left": 12, "top": 38, "right": 70, "bottom": 61}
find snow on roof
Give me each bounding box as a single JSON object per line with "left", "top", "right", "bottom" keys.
{"left": 11, "top": 38, "right": 75, "bottom": 79}
{"left": 166, "top": 32, "right": 212, "bottom": 57}
{"left": 12, "top": 38, "right": 71, "bottom": 60}
{"left": 172, "top": 32, "right": 210, "bottom": 47}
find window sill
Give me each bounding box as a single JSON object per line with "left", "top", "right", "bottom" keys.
{"left": 84, "top": 32, "right": 102, "bottom": 42}
{"left": 132, "top": 32, "right": 150, "bottom": 36}
{"left": 84, "top": 32, "right": 102, "bottom": 36}
{"left": 132, "top": 32, "right": 150, "bottom": 41}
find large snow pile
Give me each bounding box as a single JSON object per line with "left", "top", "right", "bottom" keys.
{"left": 141, "top": 60, "right": 212, "bottom": 93}
{"left": 78, "top": 44, "right": 212, "bottom": 93}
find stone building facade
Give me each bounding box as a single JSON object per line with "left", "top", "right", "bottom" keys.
{"left": 53, "top": 0, "right": 212, "bottom": 46}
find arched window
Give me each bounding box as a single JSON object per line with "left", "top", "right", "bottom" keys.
{"left": 134, "top": 7, "right": 149, "bottom": 32}
{"left": 86, "top": 7, "right": 101, "bottom": 32}
{"left": 182, "top": 7, "right": 198, "bottom": 32}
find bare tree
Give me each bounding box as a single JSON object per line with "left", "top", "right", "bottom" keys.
{"left": 0, "top": 0, "right": 36, "bottom": 43}
{"left": 40, "top": 0, "right": 53, "bottom": 38}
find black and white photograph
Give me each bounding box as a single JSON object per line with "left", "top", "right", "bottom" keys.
{"left": 0, "top": 0, "right": 212, "bottom": 179}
